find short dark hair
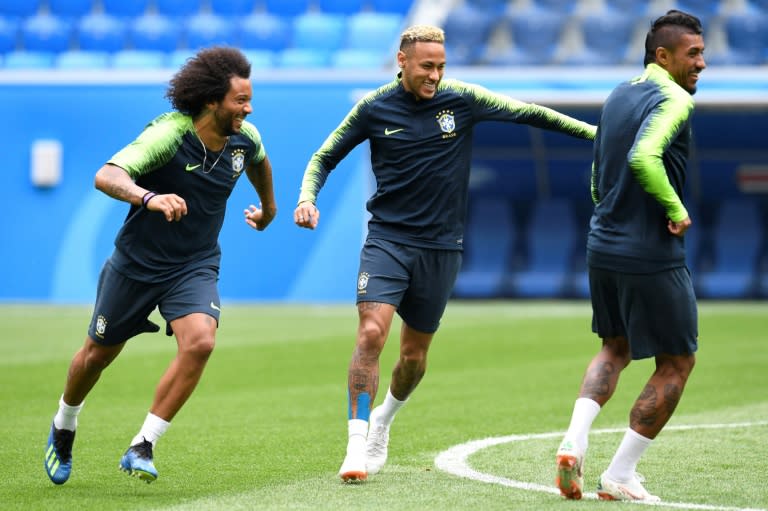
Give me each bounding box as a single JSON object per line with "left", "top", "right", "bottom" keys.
{"left": 166, "top": 46, "right": 251, "bottom": 117}
{"left": 643, "top": 10, "right": 703, "bottom": 66}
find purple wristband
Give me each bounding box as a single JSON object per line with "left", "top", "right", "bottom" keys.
{"left": 142, "top": 192, "right": 157, "bottom": 208}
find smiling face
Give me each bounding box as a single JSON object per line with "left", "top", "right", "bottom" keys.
{"left": 212, "top": 76, "right": 253, "bottom": 136}
{"left": 656, "top": 31, "right": 706, "bottom": 94}
{"left": 397, "top": 41, "right": 446, "bottom": 101}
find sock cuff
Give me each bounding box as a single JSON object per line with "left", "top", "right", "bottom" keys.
{"left": 386, "top": 388, "right": 407, "bottom": 404}
{"left": 574, "top": 397, "right": 601, "bottom": 412}
{"left": 59, "top": 395, "right": 84, "bottom": 413}
{"left": 627, "top": 427, "right": 653, "bottom": 445}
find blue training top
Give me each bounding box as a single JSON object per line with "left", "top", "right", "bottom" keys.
{"left": 588, "top": 63, "right": 695, "bottom": 273}
{"left": 107, "top": 111, "right": 266, "bottom": 282}
{"left": 299, "top": 74, "right": 596, "bottom": 250}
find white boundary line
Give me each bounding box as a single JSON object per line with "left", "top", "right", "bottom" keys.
{"left": 435, "top": 421, "right": 768, "bottom": 511}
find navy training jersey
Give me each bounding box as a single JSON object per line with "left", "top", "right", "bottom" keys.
{"left": 588, "top": 63, "right": 695, "bottom": 272}
{"left": 107, "top": 112, "right": 266, "bottom": 281}
{"left": 299, "top": 76, "right": 596, "bottom": 250}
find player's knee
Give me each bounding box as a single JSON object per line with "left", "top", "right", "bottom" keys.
{"left": 181, "top": 334, "right": 216, "bottom": 360}
{"left": 357, "top": 321, "right": 387, "bottom": 348}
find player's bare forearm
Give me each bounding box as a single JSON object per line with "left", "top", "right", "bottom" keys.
{"left": 94, "top": 163, "right": 147, "bottom": 206}
{"left": 247, "top": 157, "right": 277, "bottom": 218}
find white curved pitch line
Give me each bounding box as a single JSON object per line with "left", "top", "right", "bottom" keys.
{"left": 435, "top": 421, "right": 768, "bottom": 511}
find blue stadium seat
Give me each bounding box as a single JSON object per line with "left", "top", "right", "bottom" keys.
{"left": 129, "top": 14, "right": 180, "bottom": 52}
{"left": 55, "top": 49, "right": 109, "bottom": 68}
{"left": 77, "top": 13, "right": 126, "bottom": 52}
{"left": 292, "top": 13, "right": 346, "bottom": 51}
{"left": 563, "top": 8, "right": 636, "bottom": 66}
{"left": 675, "top": 0, "right": 721, "bottom": 16}
{"left": 0, "top": 16, "right": 19, "bottom": 53}
{"left": 239, "top": 13, "right": 291, "bottom": 51}
{"left": 264, "top": 0, "right": 310, "bottom": 17}
{"left": 604, "top": 0, "right": 647, "bottom": 15}
{"left": 155, "top": 0, "right": 202, "bottom": 17}
{"left": 506, "top": 199, "right": 577, "bottom": 298}
{"left": 369, "top": 0, "right": 412, "bottom": 15}
{"left": 468, "top": 159, "right": 538, "bottom": 199}
{"left": 101, "top": 0, "right": 149, "bottom": 18}
{"left": 530, "top": 0, "right": 576, "bottom": 13}
{"left": 345, "top": 12, "right": 402, "bottom": 52}
{"left": 465, "top": 0, "right": 506, "bottom": 13}
{"left": 3, "top": 50, "right": 55, "bottom": 68}
{"left": 443, "top": 4, "right": 497, "bottom": 66}
{"left": 495, "top": 6, "right": 566, "bottom": 65}
{"left": 241, "top": 49, "right": 274, "bottom": 69}
{"left": 210, "top": 0, "right": 255, "bottom": 16}
{"left": 47, "top": 0, "right": 93, "bottom": 18}
{"left": 167, "top": 49, "right": 194, "bottom": 69}
{"left": 453, "top": 198, "right": 515, "bottom": 298}
{"left": 748, "top": 0, "right": 768, "bottom": 12}
{"left": 184, "top": 13, "right": 234, "bottom": 50}
{"left": 276, "top": 48, "right": 331, "bottom": 68}
{"left": 317, "top": 0, "right": 365, "bottom": 15}
{"left": 719, "top": 13, "right": 768, "bottom": 65}
{"left": 331, "top": 49, "right": 388, "bottom": 69}
{"left": 21, "top": 14, "right": 72, "bottom": 53}
{"left": 0, "top": 0, "right": 39, "bottom": 18}
{"left": 697, "top": 198, "right": 762, "bottom": 298}
{"left": 111, "top": 49, "right": 167, "bottom": 69}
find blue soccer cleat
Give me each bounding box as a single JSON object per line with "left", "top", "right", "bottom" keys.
{"left": 45, "top": 422, "right": 75, "bottom": 485}
{"left": 119, "top": 438, "right": 158, "bottom": 483}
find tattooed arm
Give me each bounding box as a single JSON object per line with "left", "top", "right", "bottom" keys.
{"left": 94, "top": 163, "right": 188, "bottom": 222}
{"left": 94, "top": 163, "right": 148, "bottom": 206}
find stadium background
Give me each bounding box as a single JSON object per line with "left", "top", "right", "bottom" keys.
{"left": 1, "top": 0, "right": 766, "bottom": 303}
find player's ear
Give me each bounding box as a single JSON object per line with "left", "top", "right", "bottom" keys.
{"left": 655, "top": 46, "right": 669, "bottom": 66}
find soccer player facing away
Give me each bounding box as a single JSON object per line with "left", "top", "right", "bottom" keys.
{"left": 555, "top": 10, "right": 705, "bottom": 502}
{"left": 294, "top": 24, "right": 597, "bottom": 482}
{"left": 44, "top": 47, "right": 277, "bottom": 485}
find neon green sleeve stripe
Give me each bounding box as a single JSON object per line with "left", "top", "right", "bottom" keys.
{"left": 240, "top": 121, "right": 266, "bottom": 165}
{"left": 108, "top": 112, "right": 188, "bottom": 178}
{"left": 628, "top": 85, "right": 693, "bottom": 222}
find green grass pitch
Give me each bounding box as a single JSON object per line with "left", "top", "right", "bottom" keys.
{"left": 0, "top": 301, "right": 765, "bottom": 510}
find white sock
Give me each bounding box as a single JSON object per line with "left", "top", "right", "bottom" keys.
{"left": 563, "top": 397, "right": 601, "bottom": 451}
{"left": 130, "top": 412, "right": 170, "bottom": 447}
{"left": 53, "top": 395, "right": 83, "bottom": 432}
{"left": 375, "top": 388, "right": 407, "bottom": 425}
{"left": 605, "top": 428, "right": 652, "bottom": 482}
{"left": 346, "top": 419, "right": 367, "bottom": 452}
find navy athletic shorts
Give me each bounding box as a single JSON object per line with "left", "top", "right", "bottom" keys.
{"left": 589, "top": 265, "right": 698, "bottom": 359}
{"left": 356, "top": 238, "right": 462, "bottom": 334}
{"left": 87, "top": 259, "right": 221, "bottom": 346}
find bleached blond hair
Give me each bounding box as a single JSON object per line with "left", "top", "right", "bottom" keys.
{"left": 399, "top": 25, "right": 445, "bottom": 51}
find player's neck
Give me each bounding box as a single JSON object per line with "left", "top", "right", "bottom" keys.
{"left": 193, "top": 115, "right": 228, "bottom": 151}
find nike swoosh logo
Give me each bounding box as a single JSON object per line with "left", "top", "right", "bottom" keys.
{"left": 185, "top": 163, "right": 201, "bottom": 171}
{"left": 384, "top": 128, "right": 404, "bottom": 135}
{"left": 210, "top": 301, "right": 221, "bottom": 312}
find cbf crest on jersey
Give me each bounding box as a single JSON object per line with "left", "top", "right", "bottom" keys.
{"left": 231, "top": 148, "right": 246, "bottom": 178}
{"left": 436, "top": 109, "right": 456, "bottom": 139}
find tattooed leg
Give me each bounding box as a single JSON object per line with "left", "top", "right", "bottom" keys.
{"left": 630, "top": 353, "right": 696, "bottom": 439}
{"left": 578, "top": 336, "right": 632, "bottom": 406}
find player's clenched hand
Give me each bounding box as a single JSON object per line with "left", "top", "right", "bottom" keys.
{"left": 295, "top": 201, "right": 319, "bottom": 230}
{"left": 146, "top": 193, "right": 188, "bottom": 222}
{"left": 668, "top": 216, "right": 691, "bottom": 237}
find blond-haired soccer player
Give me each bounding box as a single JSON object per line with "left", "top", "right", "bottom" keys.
{"left": 295, "top": 24, "right": 597, "bottom": 482}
